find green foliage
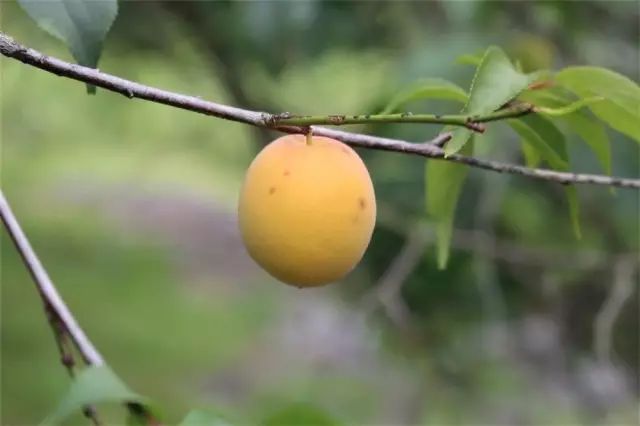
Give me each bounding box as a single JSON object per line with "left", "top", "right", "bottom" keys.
{"left": 17, "top": 0, "right": 118, "bottom": 93}
{"left": 426, "top": 139, "right": 473, "bottom": 269}
{"left": 381, "top": 78, "right": 468, "bottom": 114}
{"left": 518, "top": 89, "right": 612, "bottom": 175}
{"left": 556, "top": 66, "right": 640, "bottom": 143}
{"left": 508, "top": 115, "right": 581, "bottom": 238}
{"left": 445, "top": 46, "right": 542, "bottom": 156}
{"left": 263, "top": 403, "right": 342, "bottom": 426}
{"left": 42, "top": 366, "right": 151, "bottom": 425}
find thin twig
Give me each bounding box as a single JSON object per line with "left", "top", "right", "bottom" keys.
{"left": 0, "top": 191, "right": 159, "bottom": 425}
{"left": 0, "top": 191, "right": 104, "bottom": 366}
{"left": 593, "top": 256, "right": 638, "bottom": 365}
{"left": 268, "top": 102, "right": 533, "bottom": 130}
{"left": 362, "top": 227, "right": 429, "bottom": 332}
{"left": 0, "top": 190, "right": 103, "bottom": 424}
{"left": 1, "top": 32, "right": 638, "bottom": 189}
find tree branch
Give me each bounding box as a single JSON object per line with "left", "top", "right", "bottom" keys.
{"left": 267, "top": 102, "right": 533, "bottom": 131}
{"left": 0, "top": 190, "right": 104, "bottom": 424}
{"left": 0, "top": 190, "right": 158, "bottom": 425}
{"left": 1, "top": 32, "right": 638, "bottom": 189}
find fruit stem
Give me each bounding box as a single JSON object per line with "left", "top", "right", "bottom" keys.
{"left": 305, "top": 128, "right": 313, "bottom": 146}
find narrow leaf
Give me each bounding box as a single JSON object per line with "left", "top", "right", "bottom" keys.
{"left": 18, "top": 0, "right": 118, "bottom": 93}
{"left": 455, "top": 53, "right": 483, "bottom": 66}
{"left": 521, "top": 142, "right": 541, "bottom": 168}
{"left": 41, "top": 366, "right": 148, "bottom": 425}
{"left": 508, "top": 119, "right": 568, "bottom": 170}
{"left": 565, "top": 186, "right": 582, "bottom": 239}
{"left": 444, "top": 128, "right": 472, "bottom": 157}
{"left": 509, "top": 117, "right": 581, "bottom": 238}
{"left": 381, "top": 78, "right": 468, "bottom": 114}
{"left": 426, "top": 139, "right": 473, "bottom": 268}
{"left": 556, "top": 66, "right": 640, "bottom": 142}
{"left": 518, "top": 89, "right": 612, "bottom": 175}
{"left": 563, "top": 112, "right": 612, "bottom": 176}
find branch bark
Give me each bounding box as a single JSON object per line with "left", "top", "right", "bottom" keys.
{"left": 1, "top": 32, "right": 639, "bottom": 189}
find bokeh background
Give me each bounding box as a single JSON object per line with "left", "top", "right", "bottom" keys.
{"left": 2, "top": 1, "right": 639, "bottom": 425}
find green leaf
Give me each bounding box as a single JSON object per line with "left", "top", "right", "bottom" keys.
{"left": 41, "top": 366, "right": 147, "bottom": 425}
{"left": 446, "top": 46, "right": 541, "bottom": 156}
{"left": 556, "top": 66, "right": 640, "bottom": 142}
{"left": 509, "top": 116, "right": 582, "bottom": 238}
{"left": 426, "top": 139, "right": 473, "bottom": 269}
{"left": 263, "top": 403, "right": 342, "bottom": 426}
{"left": 18, "top": 0, "right": 118, "bottom": 93}
{"left": 381, "top": 78, "right": 468, "bottom": 114}
{"left": 518, "top": 89, "right": 612, "bottom": 175}
{"left": 508, "top": 117, "right": 568, "bottom": 170}
{"left": 563, "top": 112, "right": 611, "bottom": 176}
{"left": 466, "top": 47, "right": 542, "bottom": 115}
{"left": 521, "top": 141, "right": 541, "bottom": 167}
{"left": 565, "top": 186, "right": 582, "bottom": 239}
{"left": 179, "top": 409, "right": 233, "bottom": 426}
{"left": 455, "top": 53, "right": 483, "bottom": 66}
{"left": 443, "top": 128, "right": 472, "bottom": 157}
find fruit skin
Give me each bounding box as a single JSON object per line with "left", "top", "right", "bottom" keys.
{"left": 238, "top": 134, "right": 376, "bottom": 287}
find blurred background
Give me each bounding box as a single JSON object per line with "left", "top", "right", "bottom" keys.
{"left": 1, "top": 1, "right": 639, "bottom": 425}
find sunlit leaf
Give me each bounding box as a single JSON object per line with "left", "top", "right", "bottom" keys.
{"left": 426, "top": 139, "right": 473, "bottom": 269}
{"left": 556, "top": 66, "right": 640, "bottom": 142}
{"left": 445, "top": 46, "right": 541, "bottom": 156}
{"left": 41, "top": 366, "right": 148, "bottom": 425}
{"left": 18, "top": 0, "right": 118, "bottom": 93}
{"left": 381, "top": 78, "right": 468, "bottom": 114}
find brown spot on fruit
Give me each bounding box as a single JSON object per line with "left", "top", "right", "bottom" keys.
{"left": 283, "top": 170, "right": 290, "bottom": 177}
{"left": 352, "top": 215, "right": 359, "bottom": 223}
{"left": 358, "top": 197, "right": 366, "bottom": 210}
{"left": 269, "top": 187, "right": 277, "bottom": 195}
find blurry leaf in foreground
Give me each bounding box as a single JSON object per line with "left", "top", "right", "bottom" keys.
{"left": 17, "top": 0, "right": 118, "bottom": 93}
{"left": 263, "top": 402, "right": 343, "bottom": 426}
{"left": 426, "top": 138, "right": 473, "bottom": 269}
{"left": 41, "top": 366, "right": 149, "bottom": 425}
{"left": 556, "top": 66, "right": 640, "bottom": 143}
{"left": 179, "top": 409, "right": 233, "bottom": 426}
{"left": 381, "top": 78, "right": 468, "bottom": 114}
{"left": 445, "top": 46, "right": 541, "bottom": 156}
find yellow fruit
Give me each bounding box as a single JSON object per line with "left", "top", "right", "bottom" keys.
{"left": 238, "top": 134, "right": 376, "bottom": 287}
